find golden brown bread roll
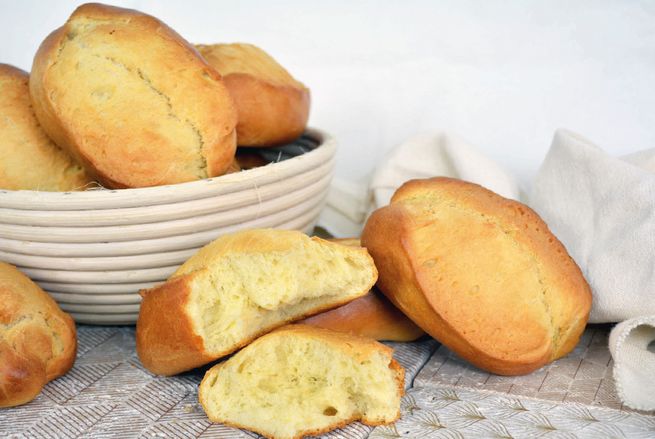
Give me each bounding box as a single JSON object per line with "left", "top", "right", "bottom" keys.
{"left": 0, "top": 64, "right": 91, "bottom": 191}
{"left": 302, "top": 289, "right": 424, "bottom": 342}
{"left": 361, "top": 177, "right": 592, "bottom": 375}
{"left": 136, "top": 229, "right": 377, "bottom": 375}
{"left": 199, "top": 325, "right": 404, "bottom": 439}
{"left": 30, "top": 3, "right": 237, "bottom": 188}
{"left": 0, "top": 262, "right": 77, "bottom": 407}
{"left": 302, "top": 238, "right": 425, "bottom": 342}
{"left": 197, "top": 43, "right": 309, "bottom": 147}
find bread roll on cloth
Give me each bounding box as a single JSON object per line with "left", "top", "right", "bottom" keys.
{"left": 199, "top": 324, "right": 404, "bottom": 439}
{"left": 197, "top": 43, "right": 309, "bottom": 147}
{"left": 0, "top": 64, "right": 91, "bottom": 191}
{"left": 0, "top": 262, "right": 77, "bottom": 407}
{"left": 302, "top": 238, "right": 424, "bottom": 341}
{"left": 136, "top": 229, "right": 377, "bottom": 375}
{"left": 362, "top": 177, "right": 592, "bottom": 375}
{"left": 30, "top": 3, "right": 237, "bottom": 188}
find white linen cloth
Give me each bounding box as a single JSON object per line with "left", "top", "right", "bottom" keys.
{"left": 531, "top": 129, "right": 655, "bottom": 324}
{"left": 318, "top": 129, "right": 655, "bottom": 410}
{"left": 368, "top": 133, "right": 521, "bottom": 209}
{"left": 609, "top": 316, "right": 655, "bottom": 411}
{"left": 319, "top": 133, "right": 520, "bottom": 237}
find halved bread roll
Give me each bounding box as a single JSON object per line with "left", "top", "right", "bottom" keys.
{"left": 302, "top": 238, "right": 425, "bottom": 342}
{"left": 30, "top": 3, "right": 237, "bottom": 188}
{"left": 197, "top": 43, "right": 310, "bottom": 147}
{"left": 136, "top": 229, "right": 377, "bottom": 375}
{"left": 362, "top": 177, "right": 592, "bottom": 375}
{"left": 199, "top": 325, "right": 404, "bottom": 439}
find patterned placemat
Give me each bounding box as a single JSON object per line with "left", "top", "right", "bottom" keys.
{"left": 413, "top": 325, "right": 654, "bottom": 416}
{"left": 0, "top": 326, "right": 438, "bottom": 439}
{"left": 369, "top": 386, "right": 655, "bottom": 438}
{"left": 3, "top": 324, "right": 653, "bottom": 438}
{"left": 365, "top": 324, "right": 655, "bottom": 438}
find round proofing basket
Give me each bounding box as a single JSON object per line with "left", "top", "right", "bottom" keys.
{"left": 0, "top": 128, "right": 335, "bottom": 325}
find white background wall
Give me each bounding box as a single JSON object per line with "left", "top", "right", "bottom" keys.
{"left": 1, "top": 0, "right": 654, "bottom": 191}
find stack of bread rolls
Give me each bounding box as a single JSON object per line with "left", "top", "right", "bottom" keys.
{"left": 136, "top": 229, "right": 407, "bottom": 438}
{"left": 133, "top": 178, "right": 592, "bottom": 437}
{"left": 1, "top": 3, "right": 310, "bottom": 191}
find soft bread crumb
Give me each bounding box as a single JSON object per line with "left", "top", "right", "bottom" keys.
{"left": 186, "top": 233, "right": 374, "bottom": 353}
{"left": 199, "top": 325, "right": 403, "bottom": 439}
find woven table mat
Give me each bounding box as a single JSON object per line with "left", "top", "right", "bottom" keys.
{"left": 3, "top": 325, "right": 653, "bottom": 438}
{"left": 0, "top": 326, "right": 438, "bottom": 439}
{"left": 369, "top": 386, "right": 655, "bottom": 438}
{"left": 368, "top": 324, "right": 655, "bottom": 438}
{"left": 413, "top": 325, "right": 653, "bottom": 415}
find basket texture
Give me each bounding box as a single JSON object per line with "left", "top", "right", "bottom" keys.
{"left": 0, "top": 128, "right": 335, "bottom": 324}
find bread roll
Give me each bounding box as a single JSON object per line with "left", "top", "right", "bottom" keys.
{"left": 30, "top": 3, "right": 237, "bottom": 188}
{"left": 0, "top": 262, "right": 77, "bottom": 407}
{"left": 199, "top": 324, "right": 404, "bottom": 439}
{"left": 361, "top": 177, "right": 592, "bottom": 375}
{"left": 302, "top": 290, "right": 424, "bottom": 342}
{"left": 302, "top": 238, "right": 425, "bottom": 341}
{"left": 136, "top": 229, "right": 377, "bottom": 375}
{"left": 197, "top": 43, "right": 309, "bottom": 147}
{"left": 0, "top": 64, "right": 91, "bottom": 191}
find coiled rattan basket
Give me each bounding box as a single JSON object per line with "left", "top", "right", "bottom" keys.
{"left": 0, "top": 128, "right": 335, "bottom": 324}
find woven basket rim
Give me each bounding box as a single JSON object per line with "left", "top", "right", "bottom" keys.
{"left": 0, "top": 127, "right": 333, "bottom": 210}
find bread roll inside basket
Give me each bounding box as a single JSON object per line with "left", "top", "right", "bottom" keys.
{"left": 0, "top": 128, "right": 335, "bottom": 324}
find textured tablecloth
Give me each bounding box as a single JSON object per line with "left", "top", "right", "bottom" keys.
{"left": 0, "top": 326, "right": 438, "bottom": 439}
{"left": 2, "top": 325, "right": 653, "bottom": 438}
{"left": 371, "top": 325, "right": 655, "bottom": 439}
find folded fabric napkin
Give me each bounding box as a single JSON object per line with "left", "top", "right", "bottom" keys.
{"left": 320, "top": 133, "right": 520, "bottom": 237}
{"left": 609, "top": 315, "right": 655, "bottom": 411}
{"left": 318, "top": 129, "right": 655, "bottom": 410}
{"left": 531, "top": 129, "right": 655, "bottom": 323}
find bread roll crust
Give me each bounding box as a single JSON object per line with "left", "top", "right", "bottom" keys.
{"left": 30, "top": 3, "right": 237, "bottom": 188}
{"left": 0, "top": 262, "right": 77, "bottom": 407}
{"left": 135, "top": 274, "right": 215, "bottom": 376}
{"left": 136, "top": 229, "right": 377, "bottom": 375}
{"left": 362, "top": 177, "right": 592, "bottom": 375}
{"left": 302, "top": 290, "right": 424, "bottom": 342}
{"left": 197, "top": 43, "right": 309, "bottom": 147}
{"left": 198, "top": 325, "right": 404, "bottom": 439}
{"left": 0, "top": 64, "right": 91, "bottom": 191}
